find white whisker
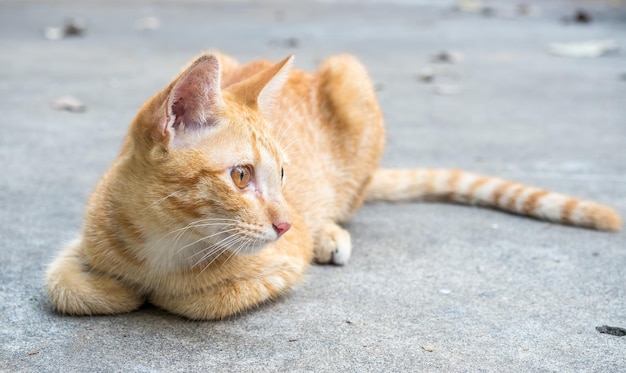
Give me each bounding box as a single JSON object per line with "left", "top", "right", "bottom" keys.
{"left": 175, "top": 227, "right": 239, "bottom": 254}
{"left": 194, "top": 235, "right": 248, "bottom": 274}
{"left": 142, "top": 190, "right": 182, "bottom": 212}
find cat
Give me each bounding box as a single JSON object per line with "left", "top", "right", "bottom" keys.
{"left": 46, "top": 52, "right": 621, "bottom": 320}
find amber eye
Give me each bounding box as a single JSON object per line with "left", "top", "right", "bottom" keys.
{"left": 230, "top": 166, "right": 251, "bottom": 189}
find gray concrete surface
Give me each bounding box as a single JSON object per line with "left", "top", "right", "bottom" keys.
{"left": 1, "top": 1, "right": 625, "bottom": 371}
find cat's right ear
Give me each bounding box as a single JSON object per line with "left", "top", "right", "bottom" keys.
{"left": 162, "top": 55, "right": 224, "bottom": 149}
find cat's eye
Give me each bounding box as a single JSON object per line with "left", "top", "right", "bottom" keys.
{"left": 281, "top": 167, "right": 284, "bottom": 181}
{"left": 230, "top": 166, "right": 251, "bottom": 189}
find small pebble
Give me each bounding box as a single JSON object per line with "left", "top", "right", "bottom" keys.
{"left": 432, "top": 84, "right": 461, "bottom": 96}
{"left": 596, "top": 325, "right": 626, "bottom": 337}
{"left": 135, "top": 16, "right": 161, "bottom": 31}
{"left": 517, "top": 4, "right": 541, "bottom": 16}
{"left": 43, "top": 18, "right": 86, "bottom": 40}
{"left": 432, "top": 51, "right": 465, "bottom": 64}
{"left": 417, "top": 66, "right": 435, "bottom": 83}
{"left": 43, "top": 27, "right": 64, "bottom": 41}
{"left": 51, "top": 95, "right": 86, "bottom": 113}
{"left": 439, "top": 288, "right": 452, "bottom": 295}
{"left": 574, "top": 9, "right": 592, "bottom": 24}
{"left": 421, "top": 345, "right": 435, "bottom": 352}
{"left": 563, "top": 9, "right": 592, "bottom": 24}
{"left": 455, "top": 0, "right": 484, "bottom": 13}
{"left": 63, "top": 18, "right": 86, "bottom": 36}
{"left": 269, "top": 37, "right": 300, "bottom": 49}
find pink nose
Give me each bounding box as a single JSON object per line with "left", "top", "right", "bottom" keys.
{"left": 272, "top": 222, "right": 291, "bottom": 238}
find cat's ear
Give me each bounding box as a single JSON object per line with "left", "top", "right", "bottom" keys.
{"left": 162, "top": 55, "right": 224, "bottom": 149}
{"left": 227, "top": 55, "right": 293, "bottom": 118}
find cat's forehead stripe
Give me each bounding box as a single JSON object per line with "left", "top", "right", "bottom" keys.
{"left": 249, "top": 123, "right": 282, "bottom": 165}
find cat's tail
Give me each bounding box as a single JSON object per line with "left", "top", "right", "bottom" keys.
{"left": 364, "top": 168, "right": 621, "bottom": 231}
{"left": 46, "top": 239, "right": 145, "bottom": 315}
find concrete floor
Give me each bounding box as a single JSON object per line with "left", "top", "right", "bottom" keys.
{"left": 1, "top": 0, "right": 625, "bottom": 371}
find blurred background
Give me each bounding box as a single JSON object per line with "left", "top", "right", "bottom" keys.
{"left": 1, "top": 1, "right": 625, "bottom": 372}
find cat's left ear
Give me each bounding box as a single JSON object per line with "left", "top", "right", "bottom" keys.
{"left": 227, "top": 55, "right": 293, "bottom": 118}
{"left": 163, "top": 55, "right": 224, "bottom": 149}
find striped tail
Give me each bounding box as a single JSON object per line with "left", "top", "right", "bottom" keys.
{"left": 365, "top": 168, "right": 621, "bottom": 231}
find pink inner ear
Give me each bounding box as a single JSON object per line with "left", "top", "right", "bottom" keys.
{"left": 164, "top": 55, "right": 224, "bottom": 145}
{"left": 171, "top": 98, "right": 186, "bottom": 130}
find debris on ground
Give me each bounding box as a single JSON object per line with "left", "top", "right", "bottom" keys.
{"left": 455, "top": 0, "right": 484, "bottom": 13}
{"left": 562, "top": 9, "right": 593, "bottom": 24}
{"left": 418, "top": 63, "right": 464, "bottom": 95}
{"left": 548, "top": 40, "right": 619, "bottom": 58}
{"left": 27, "top": 350, "right": 40, "bottom": 356}
{"left": 596, "top": 325, "right": 626, "bottom": 337}
{"left": 268, "top": 37, "right": 300, "bottom": 49}
{"left": 417, "top": 66, "right": 435, "bottom": 82}
{"left": 43, "top": 27, "right": 64, "bottom": 41}
{"left": 134, "top": 16, "right": 161, "bottom": 31}
{"left": 432, "top": 51, "right": 464, "bottom": 64}
{"left": 51, "top": 95, "right": 86, "bottom": 113}
{"left": 421, "top": 345, "right": 435, "bottom": 352}
{"left": 574, "top": 9, "right": 592, "bottom": 24}
{"left": 456, "top": 1, "right": 540, "bottom": 18}
{"left": 63, "top": 18, "right": 86, "bottom": 36}
{"left": 517, "top": 4, "right": 542, "bottom": 17}
{"left": 432, "top": 84, "right": 461, "bottom": 95}
{"left": 43, "top": 18, "right": 86, "bottom": 40}
{"left": 417, "top": 64, "right": 464, "bottom": 84}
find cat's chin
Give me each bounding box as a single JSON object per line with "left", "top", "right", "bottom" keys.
{"left": 227, "top": 239, "right": 274, "bottom": 256}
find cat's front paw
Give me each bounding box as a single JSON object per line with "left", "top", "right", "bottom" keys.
{"left": 314, "top": 223, "right": 352, "bottom": 265}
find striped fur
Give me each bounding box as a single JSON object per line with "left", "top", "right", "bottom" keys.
{"left": 365, "top": 169, "right": 621, "bottom": 231}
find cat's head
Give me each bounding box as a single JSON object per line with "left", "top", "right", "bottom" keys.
{"left": 126, "top": 54, "right": 294, "bottom": 267}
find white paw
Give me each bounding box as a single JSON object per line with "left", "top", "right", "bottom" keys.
{"left": 315, "top": 224, "right": 352, "bottom": 265}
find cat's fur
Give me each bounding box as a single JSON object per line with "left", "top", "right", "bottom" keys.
{"left": 46, "top": 52, "right": 621, "bottom": 320}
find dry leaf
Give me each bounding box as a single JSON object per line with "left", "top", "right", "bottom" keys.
{"left": 549, "top": 40, "right": 618, "bottom": 58}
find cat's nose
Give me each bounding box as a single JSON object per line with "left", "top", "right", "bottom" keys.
{"left": 272, "top": 222, "right": 291, "bottom": 238}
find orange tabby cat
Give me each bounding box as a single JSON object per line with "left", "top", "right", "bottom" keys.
{"left": 46, "top": 52, "right": 621, "bottom": 320}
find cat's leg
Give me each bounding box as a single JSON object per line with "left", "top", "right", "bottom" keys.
{"left": 314, "top": 223, "right": 352, "bottom": 265}
{"left": 46, "top": 239, "right": 144, "bottom": 315}
{"left": 316, "top": 55, "right": 385, "bottom": 220}
{"left": 150, "top": 247, "right": 310, "bottom": 320}
{"left": 307, "top": 56, "right": 383, "bottom": 266}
